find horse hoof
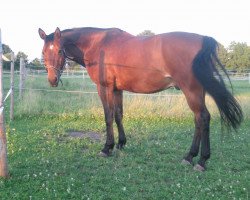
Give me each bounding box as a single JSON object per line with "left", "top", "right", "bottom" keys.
{"left": 181, "top": 159, "right": 193, "bottom": 166}
{"left": 193, "top": 164, "right": 205, "bottom": 172}
{"left": 98, "top": 151, "right": 109, "bottom": 157}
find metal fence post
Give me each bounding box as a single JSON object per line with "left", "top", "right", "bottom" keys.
{"left": 10, "top": 52, "right": 14, "bottom": 120}
{"left": 19, "top": 57, "right": 24, "bottom": 99}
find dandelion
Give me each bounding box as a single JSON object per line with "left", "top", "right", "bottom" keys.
{"left": 122, "top": 187, "right": 126, "bottom": 191}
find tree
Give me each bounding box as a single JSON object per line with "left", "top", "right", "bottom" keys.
{"left": 2, "top": 44, "right": 12, "bottom": 54}
{"left": 28, "top": 58, "right": 43, "bottom": 70}
{"left": 2, "top": 44, "right": 12, "bottom": 70}
{"left": 217, "top": 43, "right": 229, "bottom": 67}
{"left": 226, "top": 42, "right": 250, "bottom": 71}
{"left": 14, "top": 51, "right": 28, "bottom": 70}
{"left": 137, "top": 30, "right": 155, "bottom": 37}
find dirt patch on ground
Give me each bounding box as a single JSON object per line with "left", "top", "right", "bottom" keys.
{"left": 68, "top": 131, "right": 102, "bottom": 142}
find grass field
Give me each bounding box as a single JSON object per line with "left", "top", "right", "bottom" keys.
{"left": 0, "top": 73, "right": 249, "bottom": 199}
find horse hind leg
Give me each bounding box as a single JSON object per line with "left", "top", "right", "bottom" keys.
{"left": 195, "top": 109, "right": 211, "bottom": 171}
{"left": 182, "top": 88, "right": 211, "bottom": 171}
{"left": 187, "top": 107, "right": 211, "bottom": 171}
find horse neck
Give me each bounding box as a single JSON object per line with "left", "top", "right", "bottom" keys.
{"left": 77, "top": 28, "right": 133, "bottom": 51}
{"left": 62, "top": 28, "right": 133, "bottom": 65}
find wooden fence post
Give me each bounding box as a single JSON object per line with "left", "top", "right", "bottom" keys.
{"left": 0, "top": 29, "right": 9, "bottom": 178}
{"left": 10, "top": 52, "right": 14, "bottom": 121}
{"left": 19, "top": 57, "right": 24, "bottom": 99}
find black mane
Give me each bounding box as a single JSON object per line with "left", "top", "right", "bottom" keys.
{"left": 45, "top": 27, "right": 124, "bottom": 42}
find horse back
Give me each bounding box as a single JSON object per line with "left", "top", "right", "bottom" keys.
{"left": 86, "top": 31, "right": 203, "bottom": 93}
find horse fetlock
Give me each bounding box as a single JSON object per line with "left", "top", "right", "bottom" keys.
{"left": 183, "top": 154, "right": 195, "bottom": 165}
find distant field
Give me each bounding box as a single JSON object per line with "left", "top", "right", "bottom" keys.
{"left": 0, "top": 73, "right": 249, "bottom": 199}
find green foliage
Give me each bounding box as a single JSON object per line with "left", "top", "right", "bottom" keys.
{"left": 2, "top": 44, "right": 12, "bottom": 54}
{"left": 2, "top": 44, "right": 12, "bottom": 70}
{"left": 218, "top": 42, "right": 250, "bottom": 72}
{"left": 217, "top": 43, "right": 228, "bottom": 66}
{"left": 137, "top": 30, "right": 155, "bottom": 37}
{"left": 27, "top": 58, "right": 44, "bottom": 70}
{"left": 66, "top": 60, "right": 84, "bottom": 71}
{"left": 227, "top": 42, "right": 250, "bottom": 71}
{"left": 14, "top": 51, "right": 28, "bottom": 70}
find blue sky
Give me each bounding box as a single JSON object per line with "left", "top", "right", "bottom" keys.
{"left": 1, "top": 0, "right": 250, "bottom": 61}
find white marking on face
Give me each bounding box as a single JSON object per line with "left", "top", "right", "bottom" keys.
{"left": 49, "top": 45, "right": 54, "bottom": 50}
{"left": 164, "top": 74, "right": 171, "bottom": 78}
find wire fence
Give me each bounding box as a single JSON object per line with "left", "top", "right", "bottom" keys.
{"left": 1, "top": 63, "right": 250, "bottom": 123}
{"left": 2, "top": 69, "right": 250, "bottom": 98}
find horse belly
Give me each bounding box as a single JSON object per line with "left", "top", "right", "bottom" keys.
{"left": 115, "top": 72, "right": 175, "bottom": 93}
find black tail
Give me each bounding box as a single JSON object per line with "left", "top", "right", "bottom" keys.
{"left": 192, "top": 36, "right": 243, "bottom": 130}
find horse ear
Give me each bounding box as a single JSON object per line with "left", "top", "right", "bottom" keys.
{"left": 54, "top": 27, "right": 61, "bottom": 40}
{"left": 38, "top": 28, "right": 46, "bottom": 40}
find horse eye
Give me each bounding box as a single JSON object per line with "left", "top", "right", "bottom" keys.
{"left": 58, "top": 50, "right": 63, "bottom": 55}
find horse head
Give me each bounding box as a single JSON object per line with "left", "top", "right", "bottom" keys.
{"left": 38, "top": 27, "right": 65, "bottom": 87}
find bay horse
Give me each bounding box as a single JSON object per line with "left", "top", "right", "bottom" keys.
{"left": 38, "top": 27, "right": 243, "bottom": 171}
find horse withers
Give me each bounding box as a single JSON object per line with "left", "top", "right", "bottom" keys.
{"left": 39, "top": 27, "right": 243, "bottom": 171}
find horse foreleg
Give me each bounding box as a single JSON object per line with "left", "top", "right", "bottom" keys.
{"left": 114, "top": 90, "right": 126, "bottom": 149}
{"left": 98, "top": 85, "right": 115, "bottom": 156}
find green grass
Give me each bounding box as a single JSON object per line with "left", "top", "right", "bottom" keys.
{"left": 0, "top": 74, "right": 249, "bottom": 199}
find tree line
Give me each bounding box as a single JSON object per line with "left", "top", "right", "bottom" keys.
{"left": 2, "top": 30, "right": 250, "bottom": 72}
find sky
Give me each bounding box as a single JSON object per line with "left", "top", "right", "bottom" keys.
{"left": 1, "top": 0, "right": 250, "bottom": 61}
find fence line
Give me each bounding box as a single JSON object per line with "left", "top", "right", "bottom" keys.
{"left": 12, "top": 87, "right": 182, "bottom": 98}
{"left": 3, "top": 70, "right": 250, "bottom": 82}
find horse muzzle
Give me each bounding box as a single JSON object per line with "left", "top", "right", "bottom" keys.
{"left": 48, "top": 76, "right": 59, "bottom": 87}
